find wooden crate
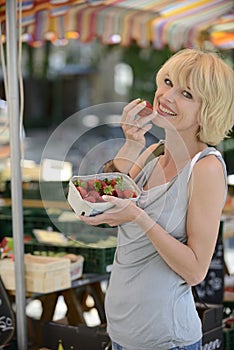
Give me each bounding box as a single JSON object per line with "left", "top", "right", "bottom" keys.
{"left": 0, "top": 254, "right": 71, "bottom": 293}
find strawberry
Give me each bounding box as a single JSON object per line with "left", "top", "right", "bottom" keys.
{"left": 138, "top": 100, "right": 153, "bottom": 117}
{"left": 87, "top": 179, "right": 98, "bottom": 190}
{"left": 87, "top": 190, "right": 101, "bottom": 199}
{"left": 110, "top": 178, "right": 117, "bottom": 187}
{"left": 73, "top": 179, "right": 88, "bottom": 189}
{"left": 103, "top": 178, "right": 111, "bottom": 185}
{"left": 123, "top": 189, "right": 137, "bottom": 199}
{"left": 85, "top": 191, "right": 104, "bottom": 203}
{"left": 113, "top": 188, "right": 124, "bottom": 198}
{"left": 96, "top": 195, "right": 105, "bottom": 203}
{"left": 101, "top": 181, "right": 109, "bottom": 193}
{"left": 85, "top": 196, "right": 96, "bottom": 203}
{"left": 103, "top": 185, "right": 114, "bottom": 195}
{"left": 94, "top": 180, "right": 102, "bottom": 193}
{"left": 77, "top": 186, "right": 87, "bottom": 198}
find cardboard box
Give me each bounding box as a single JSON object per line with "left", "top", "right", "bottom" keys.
{"left": 202, "top": 326, "right": 223, "bottom": 350}
{"left": 67, "top": 255, "right": 84, "bottom": 281}
{"left": 0, "top": 254, "right": 71, "bottom": 293}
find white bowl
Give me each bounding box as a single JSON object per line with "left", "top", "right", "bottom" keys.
{"left": 67, "top": 172, "right": 141, "bottom": 217}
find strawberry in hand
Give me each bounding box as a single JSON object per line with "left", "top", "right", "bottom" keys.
{"left": 138, "top": 99, "right": 153, "bottom": 117}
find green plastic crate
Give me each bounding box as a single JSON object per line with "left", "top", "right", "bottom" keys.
{"left": 1, "top": 180, "right": 69, "bottom": 201}
{"left": 0, "top": 206, "right": 57, "bottom": 238}
{"left": 224, "top": 328, "right": 234, "bottom": 350}
{"left": 24, "top": 241, "right": 116, "bottom": 274}
{"left": 1, "top": 205, "right": 117, "bottom": 274}
{"left": 0, "top": 206, "right": 105, "bottom": 238}
{"left": 76, "top": 245, "right": 116, "bottom": 273}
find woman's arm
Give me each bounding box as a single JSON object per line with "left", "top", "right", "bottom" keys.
{"left": 103, "top": 99, "right": 156, "bottom": 175}
{"left": 104, "top": 142, "right": 160, "bottom": 178}
{"left": 137, "top": 155, "right": 226, "bottom": 285}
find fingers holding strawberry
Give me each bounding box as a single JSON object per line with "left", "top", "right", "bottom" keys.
{"left": 121, "top": 98, "right": 155, "bottom": 144}
{"left": 121, "top": 98, "right": 144, "bottom": 125}
{"left": 138, "top": 99, "right": 153, "bottom": 117}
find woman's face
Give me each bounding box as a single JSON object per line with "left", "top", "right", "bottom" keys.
{"left": 152, "top": 69, "right": 202, "bottom": 137}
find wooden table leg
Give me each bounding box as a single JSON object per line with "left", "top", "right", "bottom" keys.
{"left": 40, "top": 293, "right": 59, "bottom": 321}
{"left": 36, "top": 292, "right": 59, "bottom": 346}
{"left": 61, "top": 289, "right": 86, "bottom": 325}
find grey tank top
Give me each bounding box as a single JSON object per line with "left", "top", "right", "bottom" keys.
{"left": 105, "top": 146, "right": 227, "bottom": 350}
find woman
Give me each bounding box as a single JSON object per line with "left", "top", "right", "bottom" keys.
{"left": 80, "top": 49, "right": 234, "bottom": 350}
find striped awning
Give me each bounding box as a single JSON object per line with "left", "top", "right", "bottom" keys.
{"left": 0, "top": 0, "right": 233, "bottom": 50}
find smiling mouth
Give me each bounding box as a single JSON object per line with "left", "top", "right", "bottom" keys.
{"left": 158, "top": 104, "right": 177, "bottom": 117}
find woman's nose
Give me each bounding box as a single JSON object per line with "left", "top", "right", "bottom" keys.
{"left": 163, "top": 88, "right": 176, "bottom": 102}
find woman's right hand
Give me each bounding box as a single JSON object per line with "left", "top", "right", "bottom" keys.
{"left": 110, "top": 99, "right": 156, "bottom": 175}
{"left": 121, "top": 98, "right": 155, "bottom": 148}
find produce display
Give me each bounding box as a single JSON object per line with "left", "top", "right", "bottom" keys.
{"left": 138, "top": 99, "right": 153, "bottom": 117}
{"left": 73, "top": 176, "right": 137, "bottom": 203}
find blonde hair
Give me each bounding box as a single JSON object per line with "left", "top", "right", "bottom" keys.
{"left": 156, "top": 48, "right": 234, "bottom": 146}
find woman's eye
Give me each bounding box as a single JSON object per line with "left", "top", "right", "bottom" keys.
{"left": 182, "top": 90, "right": 192, "bottom": 99}
{"left": 164, "top": 78, "right": 172, "bottom": 86}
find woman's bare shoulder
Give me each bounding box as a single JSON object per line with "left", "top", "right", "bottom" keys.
{"left": 189, "top": 153, "right": 226, "bottom": 203}
{"left": 194, "top": 153, "right": 224, "bottom": 178}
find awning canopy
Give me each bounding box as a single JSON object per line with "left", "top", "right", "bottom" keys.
{"left": 0, "top": 0, "right": 233, "bottom": 50}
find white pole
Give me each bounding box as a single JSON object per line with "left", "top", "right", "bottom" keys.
{"left": 6, "top": 1, "right": 27, "bottom": 349}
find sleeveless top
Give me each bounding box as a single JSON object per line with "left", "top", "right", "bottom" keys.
{"left": 105, "top": 145, "right": 227, "bottom": 350}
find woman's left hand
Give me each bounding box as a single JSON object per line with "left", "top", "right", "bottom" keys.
{"left": 79, "top": 195, "right": 142, "bottom": 227}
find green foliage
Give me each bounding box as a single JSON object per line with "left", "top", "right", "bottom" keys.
{"left": 121, "top": 44, "right": 172, "bottom": 102}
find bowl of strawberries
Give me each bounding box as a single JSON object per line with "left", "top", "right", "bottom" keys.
{"left": 67, "top": 173, "right": 141, "bottom": 217}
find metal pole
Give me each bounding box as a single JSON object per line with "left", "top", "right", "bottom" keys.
{"left": 6, "top": 1, "right": 27, "bottom": 349}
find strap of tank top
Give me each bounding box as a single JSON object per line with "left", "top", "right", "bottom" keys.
{"left": 187, "top": 149, "right": 222, "bottom": 183}
{"left": 145, "top": 141, "right": 165, "bottom": 166}
{"left": 187, "top": 148, "right": 227, "bottom": 215}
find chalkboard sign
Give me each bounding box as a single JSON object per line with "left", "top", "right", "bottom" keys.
{"left": 195, "top": 222, "right": 224, "bottom": 305}
{"left": 0, "top": 276, "right": 15, "bottom": 346}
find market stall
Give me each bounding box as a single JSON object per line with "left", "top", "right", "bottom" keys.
{"left": 1, "top": 0, "right": 234, "bottom": 50}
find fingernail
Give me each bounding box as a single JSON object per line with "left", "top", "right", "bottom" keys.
{"left": 102, "top": 195, "right": 108, "bottom": 200}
